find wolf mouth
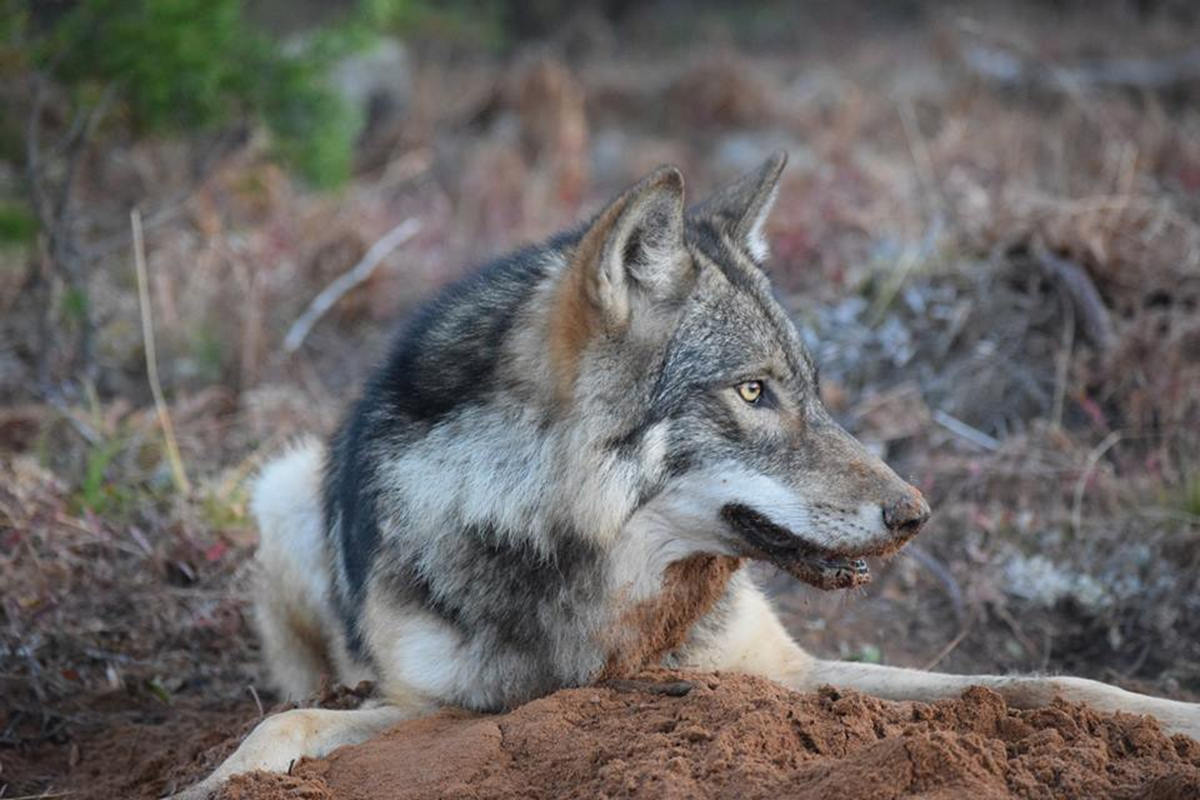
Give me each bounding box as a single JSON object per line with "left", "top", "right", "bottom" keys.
{"left": 720, "top": 503, "right": 873, "bottom": 591}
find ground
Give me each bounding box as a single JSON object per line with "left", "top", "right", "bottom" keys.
{"left": 3, "top": 3, "right": 1200, "bottom": 798}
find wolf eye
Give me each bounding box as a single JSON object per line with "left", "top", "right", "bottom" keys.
{"left": 736, "top": 380, "right": 764, "bottom": 404}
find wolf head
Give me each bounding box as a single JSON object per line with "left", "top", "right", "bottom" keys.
{"left": 551, "top": 153, "right": 929, "bottom": 590}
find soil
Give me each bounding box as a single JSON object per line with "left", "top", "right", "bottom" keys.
{"left": 52, "top": 671, "right": 1193, "bottom": 800}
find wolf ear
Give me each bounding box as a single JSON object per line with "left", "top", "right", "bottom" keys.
{"left": 575, "top": 165, "right": 687, "bottom": 330}
{"left": 547, "top": 167, "right": 686, "bottom": 401}
{"left": 689, "top": 150, "right": 787, "bottom": 263}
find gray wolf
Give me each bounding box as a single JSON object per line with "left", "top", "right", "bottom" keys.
{"left": 174, "top": 153, "right": 1200, "bottom": 798}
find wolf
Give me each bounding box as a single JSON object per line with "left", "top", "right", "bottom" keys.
{"left": 174, "top": 153, "right": 1200, "bottom": 798}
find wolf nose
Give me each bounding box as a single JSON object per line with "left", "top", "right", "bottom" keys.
{"left": 883, "top": 490, "right": 930, "bottom": 538}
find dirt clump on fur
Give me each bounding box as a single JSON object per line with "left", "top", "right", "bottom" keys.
{"left": 212, "top": 672, "right": 1200, "bottom": 800}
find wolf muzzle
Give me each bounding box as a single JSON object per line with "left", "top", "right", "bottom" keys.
{"left": 719, "top": 493, "right": 929, "bottom": 591}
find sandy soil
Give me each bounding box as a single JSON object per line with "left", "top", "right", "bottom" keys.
{"left": 63, "top": 672, "right": 1196, "bottom": 800}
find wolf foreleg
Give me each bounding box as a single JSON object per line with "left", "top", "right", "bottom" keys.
{"left": 688, "top": 582, "right": 1200, "bottom": 741}
{"left": 165, "top": 698, "right": 434, "bottom": 800}
{"left": 794, "top": 659, "right": 1200, "bottom": 740}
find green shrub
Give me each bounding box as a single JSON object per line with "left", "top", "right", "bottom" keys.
{"left": 24, "top": 0, "right": 395, "bottom": 187}
{"left": 0, "top": 202, "right": 38, "bottom": 245}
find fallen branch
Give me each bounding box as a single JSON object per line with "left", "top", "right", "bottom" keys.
{"left": 25, "top": 69, "right": 114, "bottom": 385}
{"left": 933, "top": 409, "right": 1000, "bottom": 451}
{"left": 131, "top": 209, "right": 191, "bottom": 497}
{"left": 1032, "top": 244, "right": 1116, "bottom": 352}
{"left": 284, "top": 218, "right": 421, "bottom": 353}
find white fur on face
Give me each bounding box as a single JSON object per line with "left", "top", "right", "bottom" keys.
{"left": 638, "top": 420, "right": 671, "bottom": 476}
{"left": 624, "top": 463, "right": 890, "bottom": 559}
{"left": 609, "top": 462, "right": 891, "bottom": 606}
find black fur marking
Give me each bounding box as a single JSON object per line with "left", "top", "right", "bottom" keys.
{"left": 720, "top": 503, "right": 870, "bottom": 592}
{"left": 603, "top": 418, "right": 653, "bottom": 455}
{"left": 663, "top": 447, "right": 694, "bottom": 478}
{"left": 323, "top": 408, "right": 380, "bottom": 657}
{"left": 721, "top": 503, "right": 806, "bottom": 557}
{"left": 690, "top": 221, "right": 759, "bottom": 293}
{"left": 323, "top": 239, "right": 575, "bottom": 658}
{"left": 622, "top": 228, "right": 644, "bottom": 276}
{"left": 378, "top": 520, "right": 609, "bottom": 709}
{"left": 690, "top": 393, "right": 744, "bottom": 445}
{"left": 374, "top": 246, "right": 550, "bottom": 425}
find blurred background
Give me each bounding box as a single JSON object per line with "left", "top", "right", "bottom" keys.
{"left": 2, "top": 0, "right": 1200, "bottom": 795}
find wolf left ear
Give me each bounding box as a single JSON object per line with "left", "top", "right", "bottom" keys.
{"left": 576, "top": 165, "right": 687, "bottom": 330}
{"left": 689, "top": 150, "right": 787, "bottom": 263}
{"left": 548, "top": 167, "right": 686, "bottom": 402}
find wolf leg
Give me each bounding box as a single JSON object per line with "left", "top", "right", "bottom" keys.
{"left": 165, "top": 696, "right": 435, "bottom": 800}
{"left": 690, "top": 582, "right": 1200, "bottom": 740}
{"left": 795, "top": 659, "right": 1200, "bottom": 740}
{"left": 252, "top": 441, "right": 371, "bottom": 699}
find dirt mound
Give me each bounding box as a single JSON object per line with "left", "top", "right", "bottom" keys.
{"left": 206, "top": 672, "right": 1200, "bottom": 800}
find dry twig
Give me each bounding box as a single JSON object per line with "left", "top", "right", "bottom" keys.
{"left": 1050, "top": 291, "right": 1076, "bottom": 430}
{"left": 922, "top": 625, "right": 972, "bottom": 672}
{"left": 933, "top": 410, "right": 1000, "bottom": 451}
{"left": 131, "top": 209, "right": 191, "bottom": 497}
{"left": 1032, "top": 244, "right": 1115, "bottom": 352}
{"left": 1071, "top": 430, "right": 1123, "bottom": 536}
{"left": 248, "top": 684, "right": 265, "bottom": 718}
{"left": 284, "top": 218, "right": 422, "bottom": 353}
{"left": 906, "top": 545, "right": 967, "bottom": 625}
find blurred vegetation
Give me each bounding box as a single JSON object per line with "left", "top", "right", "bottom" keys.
{"left": 2, "top": 0, "right": 430, "bottom": 389}
{"left": 0, "top": 0, "right": 627, "bottom": 194}
{"left": 5, "top": 0, "right": 395, "bottom": 187}
{"left": 0, "top": 201, "right": 38, "bottom": 246}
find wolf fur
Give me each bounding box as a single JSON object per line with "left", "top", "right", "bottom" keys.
{"left": 172, "top": 154, "right": 1200, "bottom": 799}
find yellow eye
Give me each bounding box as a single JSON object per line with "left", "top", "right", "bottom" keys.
{"left": 736, "top": 380, "right": 763, "bottom": 404}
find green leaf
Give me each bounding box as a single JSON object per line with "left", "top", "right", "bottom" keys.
{"left": 146, "top": 676, "right": 174, "bottom": 705}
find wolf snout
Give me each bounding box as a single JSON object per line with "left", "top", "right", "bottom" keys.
{"left": 882, "top": 490, "right": 930, "bottom": 538}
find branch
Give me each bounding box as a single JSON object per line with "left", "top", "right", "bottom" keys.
{"left": 25, "top": 71, "right": 51, "bottom": 231}
{"left": 932, "top": 409, "right": 1001, "bottom": 451}
{"left": 1032, "top": 244, "right": 1116, "bottom": 352}
{"left": 284, "top": 218, "right": 422, "bottom": 353}
{"left": 24, "top": 54, "right": 67, "bottom": 232}
{"left": 54, "top": 83, "right": 117, "bottom": 228}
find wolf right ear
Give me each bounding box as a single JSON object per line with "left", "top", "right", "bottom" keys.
{"left": 574, "top": 165, "right": 687, "bottom": 330}
{"left": 689, "top": 150, "right": 787, "bottom": 263}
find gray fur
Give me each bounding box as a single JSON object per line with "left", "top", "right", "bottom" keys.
{"left": 316, "top": 154, "right": 925, "bottom": 711}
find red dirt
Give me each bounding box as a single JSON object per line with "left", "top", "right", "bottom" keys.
{"left": 2, "top": 695, "right": 254, "bottom": 800}
{"left": 189, "top": 672, "right": 1200, "bottom": 800}
{"left": 0, "top": 683, "right": 376, "bottom": 799}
